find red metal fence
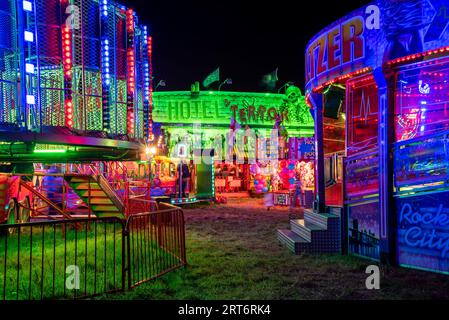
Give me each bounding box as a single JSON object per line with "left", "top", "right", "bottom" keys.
{"left": 0, "top": 204, "right": 186, "bottom": 300}
{"left": 126, "top": 203, "right": 186, "bottom": 288}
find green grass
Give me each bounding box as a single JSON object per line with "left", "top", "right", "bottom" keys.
{"left": 0, "top": 221, "right": 184, "bottom": 300}
{"left": 5, "top": 198, "right": 449, "bottom": 300}
{"left": 100, "top": 198, "right": 449, "bottom": 300}
{"left": 0, "top": 222, "right": 125, "bottom": 300}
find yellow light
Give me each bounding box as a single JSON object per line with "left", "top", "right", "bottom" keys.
{"left": 145, "top": 146, "right": 157, "bottom": 156}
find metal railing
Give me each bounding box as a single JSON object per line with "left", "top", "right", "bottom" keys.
{"left": 126, "top": 203, "right": 186, "bottom": 288}
{"left": 67, "top": 162, "right": 152, "bottom": 217}
{"left": 0, "top": 217, "right": 125, "bottom": 300}
{"left": 0, "top": 204, "right": 186, "bottom": 300}
{"left": 1, "top": 173, "right": 99, "bottom": 221}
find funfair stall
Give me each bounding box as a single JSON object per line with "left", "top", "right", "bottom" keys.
{"left": 152, "top": 88, "right": 315, "bottom": 202}
{"left": 304, "top": 0, "right": 449, "bottom": 274}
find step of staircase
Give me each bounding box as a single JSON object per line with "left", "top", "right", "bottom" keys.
{"left": 67, "top": 177, "right": 91, "bottom": 183}
{"left": 65, "top": 174, "right": 125, "bottom": 219}
{"left": 88, "top": 198, "right": 114, "bottom": 205}
{"left": 95, "top": 212, "right": 125, "bottom": 218}
{"left": 78, "top": 190, "right": 110, "bottom": 197}
{"left": 70, "top": 183, "right": 102, "bottom": 190}
{"left": 277, "top": 229, "right": 311, "bottom": 254}
{"left": 304, "top": 209, "right": 339, "bottom": 229}
{"left": 91, "top": 205, "right": 120, "bottom": 212}
{"left": 290, "top": 219, "right": 325, "bottom": 242}
{"left": 328, "top": 206, "right": 342, "bottom": 216}
{"left": 278, "top": 209, "right": 341, "bottom": 255}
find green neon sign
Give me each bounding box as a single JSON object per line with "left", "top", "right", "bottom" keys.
{"left": 153, "top": 90, "right": 314, "bottom": 129}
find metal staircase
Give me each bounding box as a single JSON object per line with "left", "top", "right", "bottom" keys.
{"left": 277, "top": 207, "right": 341, "bottom": 254}
{"left": 64, "top": 174, "right": 125, "bottom": 219}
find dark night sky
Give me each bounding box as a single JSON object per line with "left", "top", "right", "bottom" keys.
{"left": 124, "top": 0, "right": 369, "bottom": 92}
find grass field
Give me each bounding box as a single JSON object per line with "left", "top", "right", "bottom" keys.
{"left": 0, "top": 219, "right": 184, "bottom": 300}
{"left": 102, "top": 198, "right": 449, "bottom": 300}
{"left": 0, "top": 221, "right": 125, "bottom": 300}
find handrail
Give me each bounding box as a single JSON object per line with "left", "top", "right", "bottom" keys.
{"left": 19, "top": 180, "right": 73, "bottom": 220}
{"left": 2, "top": 160, "right": 144, "bottom": 218}
{"left": 96, "top": 174, "right": 125, "bottom": 212}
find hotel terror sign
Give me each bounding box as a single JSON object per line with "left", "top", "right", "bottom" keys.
{"left": 156, "top": 96, "right": 287, "bottom": 125}
{"left": 152, "top": 91, "right": 314, "bottom": 129}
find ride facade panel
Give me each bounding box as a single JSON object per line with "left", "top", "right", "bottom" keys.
{"left": 306, "top": 0, "right": 449, "bottom": 274}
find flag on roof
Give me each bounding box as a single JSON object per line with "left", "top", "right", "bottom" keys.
{"left": 261, "top": 68, "right": 279, "bottom": 91}
{"left": 202, "top": 67, "right": 220, "bottom": 88}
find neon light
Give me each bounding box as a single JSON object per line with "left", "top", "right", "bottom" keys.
{"left": 23, "top": 1, "right": 32, "bottom": 11}
{"left": 398, "top": 194, "right": 449, "bottom": 274}
{"left": 26, "top": 95, "right": 35, "bottom": 105}
{"left": 397, "top": 107, "right": 420, "bottom": 141}
{"left": 212, "top": 160, "right": 215, "bottom": 198}
{"left": 126, "top": 9, "right": 135, "bottom": 136}
{"left": 101, "top": 0, "right": 108, "bottom": 16}
{"left": 387, "top": 46, "right": 449, "bottom": 67}
{"left": 24, "top": 31, "right": 34, "bottom": 42}
{"left": 101, "top": 0, "right": 110, "bottom": 132}
{"left": 34, "top": 149, "right": 67, "bottom": 154}
{"left": 143, "top": 27, "right": 151, "bottom": 141}
{"left": 147, "top": 34, "right": 154, "bottom": 141}
{"left": 418, "top": 80, "right": 431, "bottom": 94}
{"left": 25, "top": 63, "right": 34, "bottom": 74}
{"left": 61, "top": 20, "right": 73, "bottom": 128}
{"left": 312, "top": 67, "right": 371, "bottom": 93}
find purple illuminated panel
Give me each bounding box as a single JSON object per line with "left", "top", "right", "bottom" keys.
{"left": 397, "top": 191, "right": 449, "bottom": 274}
{"left": 347, "top": 75, "right": 379, "bottom": 156}
{"left": 395, "top": 57, "right": 449, "bottom": 142}
{"left": 394, "top": 134, "right": 449, "bottom": 192}
{"left": 345, "top": 152, "right": 379, "bottom": 200}
{"left": 348, "top": 201, "right": 380, "bottom": 260}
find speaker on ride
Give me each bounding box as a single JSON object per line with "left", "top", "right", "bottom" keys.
{"left": 323, "top": 85, "right": 345, "bottom": 120}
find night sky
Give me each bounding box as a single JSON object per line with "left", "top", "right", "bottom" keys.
{"left": 124, "top": 0, "right": 369, "bottom": 92}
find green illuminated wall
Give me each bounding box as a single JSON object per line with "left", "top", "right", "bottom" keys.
{"left": 153, "top": 91, "right": 314, "bottom": 136}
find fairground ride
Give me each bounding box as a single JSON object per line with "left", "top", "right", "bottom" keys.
{"left": 0, "top": 0, "right": 155, "bottom": 224}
